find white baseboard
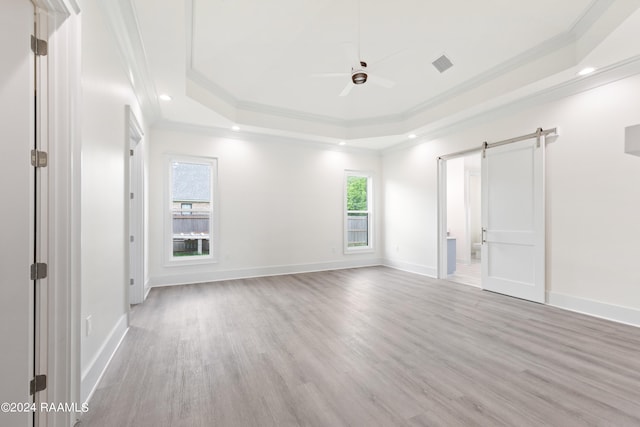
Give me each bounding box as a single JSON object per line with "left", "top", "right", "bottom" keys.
{"left": 383, "top": 258, "right": 438, "bottom": 278}
{"left": 149, "top": 261, "right": 639, "bottom": 330}
{"left": 81, "top": 314, "right": 129, "bottom": 404}
{"left": 547, "top": 291, "right": 640, "bottom": 328}
{"left": 148, "top": 258, "right": 384, "bottom": 287}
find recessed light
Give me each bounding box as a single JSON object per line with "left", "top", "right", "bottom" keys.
{"left": 159, "top": 94, "right": 172, "bottom": 101}
{"left": 408, "top": 134, "right": 417, "bottom": 139}
{"left": 338, "top": 141, "right": 346, "bottom": 146}
{"left": 231, "top": 125, "right": 240, "bottom": 131}
{"left": 577, "top": 67, "right": 595, "bottom": 76}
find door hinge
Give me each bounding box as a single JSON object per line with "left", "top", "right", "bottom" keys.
{"left": 130, "top": 278, "right": 134, "bottom": 285}
{"left": 30, "top": 35, "right": 48, "bottom": 56}
{"left": 130, "top": 149, "right": 134, "bottom": 156}
{"left": 30, "top": 375, "right": 47, "bottom": 395}
{"left": 31, "top": 150, "right": 48, "bottom": 167}
{"left": 130, "top": 192, "right": 134, "bottom": 200}
{"left": 30, "top": 263, "right": 48, "bottom": 280}
{"left": 130, "top": 235, "right": 134, "bottom": 243}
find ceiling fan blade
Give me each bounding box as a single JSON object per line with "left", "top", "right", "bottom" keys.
{"left": 368, "top": 73, "right": 396, "bottom": 89}
{"left": 310, "top": 73, "right": 349, "bottom": 78}
{"left": 341, "top": 42, "right": 359, "bottom": 66}
{"left": 339, "top": 82, "right": 354, "bottom": 97}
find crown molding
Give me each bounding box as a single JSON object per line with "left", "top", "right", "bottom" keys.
{"left": 404, "top": 32, "right": 576, "bottom": 118}
{"left": 184, "top": 0, "right": 625, "bottom": 138}
{"left": 153, "top": 120, "right": 381, "bottom": 156}
{"left": 570, "top": 0, "right": 615, "bottom": 37}
{"left": 99, "top": 0, "right": 160, "bottom": 124}
{"left": 382, "top": 54, "right": 640, "bottom": 155}
{"left": 33, "top": 0, "right": 73, "bottom": 15}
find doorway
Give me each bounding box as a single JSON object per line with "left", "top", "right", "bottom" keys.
{"left": 442, "top": 153, "right": 482, "bottom": 287}
{"left": 438, "top": 128, "right": 553, "bottom": 303}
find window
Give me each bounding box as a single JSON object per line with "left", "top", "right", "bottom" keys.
{"left": 167, "top": 156, "right": 218, "bottom": 263}
{"left": 180, "top": 203, "right": 192, "bottom": 215}
{"left": 345, "top": 171, "right": 373, "bottom": 252}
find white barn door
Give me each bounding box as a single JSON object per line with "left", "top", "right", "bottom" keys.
{"left": 0, "top": 0, "right": 36, "bottom": 425}
{"left": 481, "top": 136, "right": 545, "bottom": 303}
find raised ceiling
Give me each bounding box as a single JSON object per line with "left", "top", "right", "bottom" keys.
{"left": 126, "top": 0, "right": 640, "bottom": 148}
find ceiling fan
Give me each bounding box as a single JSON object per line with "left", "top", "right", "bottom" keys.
{"left": 311, "top": 0, "right": 396, "bottom": 96}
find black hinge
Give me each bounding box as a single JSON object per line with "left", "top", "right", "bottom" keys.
{"left": 31, "top": 263, "right": 48, "bottom": 280}
{"left": 31, "top": 35, "right": 48, "bottom": 56}
{"left": 31, "top": 150, "right": 48, "bottom": 167}
{"left": 30, "top": 375, "right": 47, "bottom": 395}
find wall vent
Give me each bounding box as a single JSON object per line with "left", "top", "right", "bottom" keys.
{"left": 432, "top": 54, "right": 453, "bottom": 73}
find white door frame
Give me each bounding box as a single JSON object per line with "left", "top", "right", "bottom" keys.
{"left": 126, "top": 106, "right": 145, "bottom": 305}
{"left": 33, "top": 1, "right": 83, "bottom": 426}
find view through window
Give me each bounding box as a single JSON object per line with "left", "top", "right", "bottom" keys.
{"left": 171, "top": 160, "right": 213, "bottom": 258}
{"left": 346, "top": 173, "right": 372, "bottom": 250}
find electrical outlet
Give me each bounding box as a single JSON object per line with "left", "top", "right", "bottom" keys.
{"left": 86, "top": 315, "right": 92, "bottom": 337}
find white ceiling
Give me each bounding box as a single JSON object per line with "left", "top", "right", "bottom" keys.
{"left": 126, "top": 0, "right": 640, "bottom": 149}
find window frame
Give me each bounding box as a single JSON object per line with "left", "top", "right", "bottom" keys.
{"left": 164, "top": 155, "right": 219, "bottom": 266}
{"left": 344, "top": 170, "right": 374, "bottom": 254}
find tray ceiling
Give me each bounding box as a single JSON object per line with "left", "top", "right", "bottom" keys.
{"left": 127, "top": 0, "right": 640, "bottom": 147}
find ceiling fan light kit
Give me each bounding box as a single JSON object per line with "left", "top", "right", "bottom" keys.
{"left": 351, "top": 61, "right": 368, "bottom": 84}
{"left": 311, "top": 1, "right": 396, "bottom": 96}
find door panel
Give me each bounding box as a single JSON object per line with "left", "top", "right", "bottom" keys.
{"left": 481, "top": 137, "right": 545, "bottom": 303}
{"left": 0, "top": 0, "right": 36, "bottom": 425}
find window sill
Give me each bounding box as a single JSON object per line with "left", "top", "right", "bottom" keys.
{"left": 164, "top": 256, "right": 218, "bottom": 267}
{"left": 344, "top": 247, "right": 375, "bottom": 255}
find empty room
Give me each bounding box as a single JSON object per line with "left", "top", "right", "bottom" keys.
{"left": 2, "top": 0, "right": 640, "bottom": 426}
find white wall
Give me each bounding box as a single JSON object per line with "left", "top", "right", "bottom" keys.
{"left": 147, "top": 127, "right": 383, "bottom": 286}
{"left": 80, "top": 0, "right": 147, "bottom": 402}
{"left": 383, "top": 73, "right": 640, "bottom": 317}
{"left": 446, "top": 157, "right": 466, "bottom": 262}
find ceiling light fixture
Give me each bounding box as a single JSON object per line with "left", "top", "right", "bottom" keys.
{"left": 338, "top": 141, "right": 346, "bottom": 146}
{"left": 351, "top": 62, "right": 368, "bottom": 85}
{"left": 231, "top": 125, "right": 240, "bottom": 131}
{"left": 577, "top": 67, "right": 595, "bottom": 76}
{"left": 408, "top": 134, "right": 417, "bottom": 139}
{"left": 159, "top": 94, "right": 172, "bottom": 101}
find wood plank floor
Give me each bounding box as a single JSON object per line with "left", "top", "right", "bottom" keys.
{"left": 80, "top": 267, "right": 640, "bottom": 427}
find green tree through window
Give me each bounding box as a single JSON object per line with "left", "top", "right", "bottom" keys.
{"left": 347, "top": 176, "right": 368, "bottom": 211}
{"left": 345, "top": 173, "right": 372, "bottom": 249}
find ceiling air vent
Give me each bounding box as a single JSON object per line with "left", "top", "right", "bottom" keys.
{"left": 432, "top": 54, "right": 453, "bottom": 73}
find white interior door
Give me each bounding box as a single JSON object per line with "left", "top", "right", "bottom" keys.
{"left": 0, "top": 0, "right": 36, "bottom": 425}
{"left": 481, "top": 137, "right": 545, "bottom": 303}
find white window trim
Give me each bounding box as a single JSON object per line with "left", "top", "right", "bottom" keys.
{"left": 344, "top": 170, "right": 374, "bottom": 254}
{"left": 164, "top": 155, "right": 219, "bottom": 266}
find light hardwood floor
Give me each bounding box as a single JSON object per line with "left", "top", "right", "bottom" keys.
{"left": 80, "top": 267, "right": 640, "bottom": 427}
